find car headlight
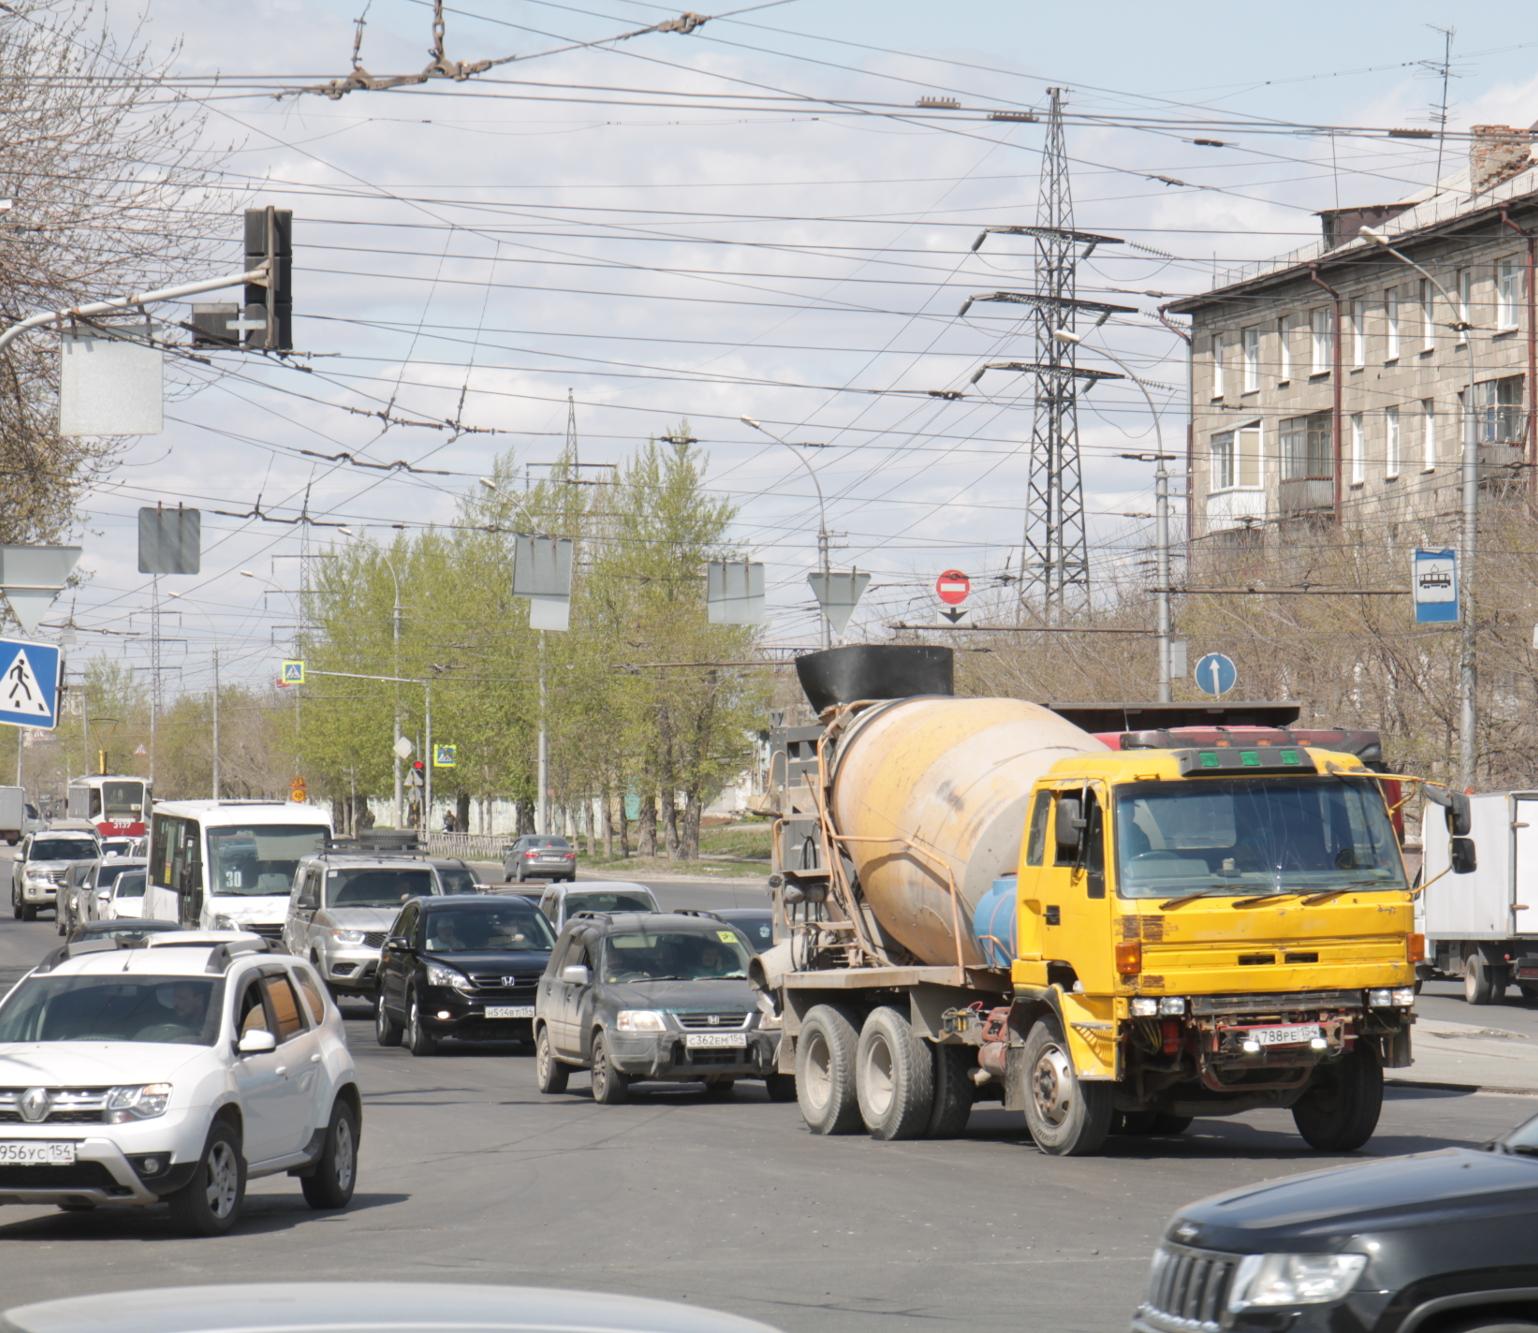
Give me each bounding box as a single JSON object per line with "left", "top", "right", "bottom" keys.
{"left": 212, "top": 914, "right": 237, "bottom": 930}
{"left": 1228, "top": 1253, "right": 1367, "bottom": 1310}
{"left": 616, "top": 1010, "right": 668, "bottom": 1033}
{"left": 105, "top": 1083, "right": 172, "bottom": 1123}
{"left": 425, "top": 961, "right": 473, "bottom": 993}
{"left": 328, "top": 927, "right": 366, "bottom": 945}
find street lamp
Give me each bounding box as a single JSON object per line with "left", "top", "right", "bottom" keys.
{"left": 1361, "top": 225, "right": 1479, "bottom": 788}
{"left": 167, "top": 590, "right": 221, "bottom": 798}
{"left": 740, "top": 415, "right": 834, "bottom": 649}
{"left": 1053, "top": 330, "right": 1175, "bottom": 703}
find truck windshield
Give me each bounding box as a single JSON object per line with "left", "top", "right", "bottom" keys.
{"left": 207, "top": 825, "right": 328, "bottom": 897}
{"left": 1114, "top": 777, "right": 1405, "bottom": 900}
{"left": 101, "top": 781, "right": 145, "bottom": 819}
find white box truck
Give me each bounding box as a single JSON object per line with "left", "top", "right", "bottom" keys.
{"left": 0, "top": 786, "right": 26, "bottom": 845}
{"left": 1420, "top": 790, "right": 1538, "bottom": 1005}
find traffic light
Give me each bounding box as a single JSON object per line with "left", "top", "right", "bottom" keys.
{"left": 243, "top": 206, "right": 293, "bottom": 351}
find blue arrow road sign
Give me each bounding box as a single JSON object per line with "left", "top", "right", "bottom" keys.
{"left": 1194, "top": 651, "right": 1238, "bottom": 698}
{"left": 0, "top": 638, "right": 60, "bottom": 731}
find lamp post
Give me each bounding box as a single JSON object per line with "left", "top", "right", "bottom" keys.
{"left": 1361, "top": 226, "right": 1479, "bottom": 788}
{"left": 1053, "top": 331, "right": 1174, "bottom": 703}
{"left": 741, "top": 415, "right": 833, "bottom": 648}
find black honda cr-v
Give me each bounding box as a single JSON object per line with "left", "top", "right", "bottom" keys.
{"left": 1132, "top": 1112, "right": 1538, "bottom": 1332}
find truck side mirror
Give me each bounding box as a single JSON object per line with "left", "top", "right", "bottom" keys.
{"left": 1445, "top": 794, "right": 1472, "bottom": 839}
{"left": 1450, "top": 836, "right": 1476, "bottom": 875}
{"left": 1054, "top": 795, "right": 1084, "bottom": 860}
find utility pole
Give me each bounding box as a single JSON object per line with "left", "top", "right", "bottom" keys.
{"left": 211, "top": 647, "right": 220, "bottom": 799}
{"left": 537, "top": 632, "right": 548, "bottom": 834}
{"left": 148, "top": 575, "right": 159, "bottom": 785}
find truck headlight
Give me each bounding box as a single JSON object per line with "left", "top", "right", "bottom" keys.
{"left": 1158, "top": 997, "right": 1187, "bottom": 1016}
{"left": 616, "top": 1010, "right": 667, "bottom": 1033}
{"left": 1392, "top": 986, "right": 1415, "bottom": 1007}
{"left": 1228, "top": 1253, "right": 1366, "bottom": 1310}
{"left": 1131, "top": 998, "right": 1159, "bottom": 1017}
{"left": 1368, "top": 988, "right": 1415, "bottom": 1008}
{"left": 105, "top": 1083, "right": 172, "bottom": 1123}
{"left": 425, "top": 962, "right": 473, "bottom": 993}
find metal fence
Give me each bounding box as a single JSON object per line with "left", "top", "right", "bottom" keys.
{"left": 425, "top": 832, "right": 508, "bottom": 863}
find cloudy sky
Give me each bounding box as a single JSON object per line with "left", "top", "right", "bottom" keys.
{"left": 41, "top": 0, "right": 1538, "bottom": 699}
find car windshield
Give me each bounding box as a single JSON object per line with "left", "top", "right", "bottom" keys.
{"left": 435, "top": 865, "right": 476, "bottom": 895}
{"left": 601, "top": 929, "right": 752, "bottom": 982}
{"left": 101, "top": 781, "right": 145, "bottom": 820}
{"left": 95, "top": 861, "right": 141, "bottom": 889}
{"left": 208, "top": 824, "right": 328, "bottom": 897}
{"left": 114, "top": 872, "right": 147, "bottom": 899}
{"left": 423, "top": 904, "right": 555, "bottom": 952}
{"left": 31, "top": 839, "right": 96, "bottom": 861}
{"left": 1115, "top": 777, "right": 1406, "bottom": 900}
{"left": 0, "top": 976, "right": 223, "bottom": 1046}
{"left": 327, "top": 867, "right": 436, "bottom": 908}
{"left": 567, "top": 891, "right": 655, "bottom": 915}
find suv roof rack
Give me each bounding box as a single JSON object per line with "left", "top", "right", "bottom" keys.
{"left": 672, "top": 909, "right": 728, "bottom": 922}
{"left": 33, "top": 933, "right": 271, "bottom": 975}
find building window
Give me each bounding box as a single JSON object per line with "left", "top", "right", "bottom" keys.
{"left": 1280, "top": 412, "right": 1332, "bottom": 480}
{"left": 1465, "top": 376, "right": 1526, "bottom": 444}
{"left": 1351, "top": 298, "right": 1365, "bottom": 367}
{"left": 1211, "top": 431, "right": 1234, "bottom": 490}
{"left": 1385, "top": 406, "right": 1400, "bottom": 479}
{"left": 1241, "top": 327, "right": 1259, "bottom": 393}
{"left": 1235, "top": 423, "right": 1261, "bottom": 488}
{"left": 1457, "top": 268, "right": 1472, "bottom": 343}
{"left": 1350, "top": 412, "right": 1365, "bottom": 486}
{"left": 1420, "top": 279, "right": 1435, "bottom": 352}
{"left": 1211, "top": 333, "right": 1225, "bottom": 398}
{"left": 1422, "top": 399, "right": 1435, "bottom": 470}
{"left": 1277, "top": 316, "right": 1291, "bottom": 383}
{"left": 1385, "top": 288, "right": 1399, "bottom": 360}
{"left": 1310, "top": 307, "right": 1333, "bottom": 375}
{"left": 1497, "top": 257, "right": 1523, "bottom": 331}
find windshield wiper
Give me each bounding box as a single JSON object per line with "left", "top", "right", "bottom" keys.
{"left": 1232, "top": 891, "right": 1301, "bottom": 910}
{"left": 1159, "top": 890, "right": 1234, "bottom": 911}
{"left": 1300, "top": 880, "right": 1399, "bottom": 906}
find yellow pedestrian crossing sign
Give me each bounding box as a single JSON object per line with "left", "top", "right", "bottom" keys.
{"left": 280, "top": 659, "right": 305, "bottom": 686}
{"left": 433, "top": 744, "right": 457, "bottom": 768}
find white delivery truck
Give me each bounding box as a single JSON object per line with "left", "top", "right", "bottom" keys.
{"left": 0, "top": 787, "right": 26, "bottom": 844}
{"left": 1420, "top": 790, "right": 1536, "bottom": 1005}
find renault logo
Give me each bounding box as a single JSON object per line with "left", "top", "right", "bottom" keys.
{"left": 19, "top": 1087, "right": 50, "bottom": 1124}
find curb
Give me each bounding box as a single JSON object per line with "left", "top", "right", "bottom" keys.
{"left": 1386, "top": 1075, "right": 1538, "bottom": 1097}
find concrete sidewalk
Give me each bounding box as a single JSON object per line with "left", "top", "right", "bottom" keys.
{"left": 1391, "top": 1017, "right": 1538, "bottom": 1095}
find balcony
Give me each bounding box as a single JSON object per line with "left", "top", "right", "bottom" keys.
{"left": 1477, "top": 409, "right": 1529, "bottom": 487}
{"left": 1279, "top": 475, "right": 1334, "bottom": 517}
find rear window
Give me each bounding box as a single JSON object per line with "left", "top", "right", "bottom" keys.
{"left": 568, "top": 891, "right": 654, "bottom": 914}
{"left": 435, "top": 865, "right": 476, "bottom": 895}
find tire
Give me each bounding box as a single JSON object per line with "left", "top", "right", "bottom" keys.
{"left": 1465, "top": 952, "right": 1500, "bottom": 1005}
{"left": 301, "top": 1099, "right": 359, "bottom": 1210}
{"left": 19, "top": 900, "right": 34, "bottom": 923}
{"left": 167, "top": 1119, "right": 246, "bottom": 1237}
{"left": 375, "top": 992, "right": 403, "bottom": 1047}
{"left": 795, "top": 1005, "right": 862, "bottom": 1135}
{"left": 854, "top": 1006, "right": 934, "bottom": 1141}
{"left": 535, "top": 1024, "right": 569, "bottom": 1094}
{"left": 703, "top": 1076, "right": 736, "bottom": 1097}
{"left": 1292, "top": 1044, "right": 1383, "bottom": 1152}
{"left": 590, "top": 1031, "right": 629, "bottom": 1105}
{"left": 406, "top": 991, "right": 437, "bottom": 1056}
{"left": 1445, "top": 1323, "right": 1538, "bottom": 1333}
{"left": 10, "top": 883, "right": 18, "bottom": 920}
{"left": 926, "top": 1042, "right": 974, "bottom": 1139}
{"left": 1520, "top": 984, "right": 1538, "bottom": 1003}
{"left": 1020, "top": 1018, "right": 1114, "bottom": 1157}
{"left": 764, "top": 1072, "right": 797, "bottom": 1103}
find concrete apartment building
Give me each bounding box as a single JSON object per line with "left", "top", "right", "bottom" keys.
{"left": 1169, "top": 125, "right": 1538, "bottom": 550}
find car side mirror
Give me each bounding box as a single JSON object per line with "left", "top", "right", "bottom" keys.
{"left": 561, "top": 964, "right": 590, "bottom": 985}
{"left": 1054, "top": 795, "right": 1085, "bottom": 859}
{"left": 1450, "top": 836, "right": 1477, "bottom": 875}
{"left": 237, "top": 1029, "right": 277, "bottom": 1055}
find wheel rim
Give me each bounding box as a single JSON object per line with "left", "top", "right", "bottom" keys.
{"left": 593, "top": 1040, "right": 608, "bottom": 1096}
{"left": 861, "top": 1033, "right": 895, "bottom": 1117}
{"left": 376, "top": 1000, "right": 388, "bottom": 1039}
{"left": 803, "top": 1029, "right": 832, "bottom": 1111}
{"left": 537, "top": 1031, "right": 551, "bottom": 1080}
{"left": 205, "top": 1140, "right": 239, "bottom": 1218}
{"left": 332, "top": 1116, "right": 355, "bottom": 1192}
{"left": 409, "top": 998, "right": 421, "bottom": 1045}
{"left": 1030, "top": 1042, "right": 1075, "bottom": 1129}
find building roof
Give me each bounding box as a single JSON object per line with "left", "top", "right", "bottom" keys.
{"left": 1168, "top": 137, "right": 1538, "bottom": 314}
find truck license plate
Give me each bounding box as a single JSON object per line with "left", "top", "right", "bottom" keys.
{"left": 0, "top": 1141, "right": 76, "bottom": 1166}
{"left": 1252, "top": 1023, "right": 1321, "bottom": 1047}
{"left": 686, "top": 1033, "right": 747, "bottom": 1050}
{"left": 485, "top": 1005, "right": 535, "bottom": 1019}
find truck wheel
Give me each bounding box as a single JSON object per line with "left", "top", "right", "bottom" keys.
{"left": 1465, "top": 952, "right": 1502, "bottom": 1005}
{"left": 1292, "top": 1044, "right": 1383, "bottom": 1152}
{"left": 855, "top": 1006, "right": 934, "bottom": 1141}
{"left": 926, "top": 1042, "right": 974, "bottom": 1139}
{"left": 795, "top": 1005, "right": 861, "bottom": 1135}
{"left": 1021, "top": 1018, "right": 1113, "bottom": 1156}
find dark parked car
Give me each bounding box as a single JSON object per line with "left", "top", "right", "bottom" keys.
{"left": 503, "top": 835, "right": 577, "bottom": 884}
{"left": 533, "top": 911, "right": 791, "bottom": 1104}
{"left": 1132, "top": 1111, "right": 1538, "bottom": 1333}
{"left": 375, "top": 895, "right": 556, "bottom": 1055}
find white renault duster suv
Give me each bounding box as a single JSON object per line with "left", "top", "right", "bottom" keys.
{"left": 0, "top": 932, "right": 361, "bottom": 1235}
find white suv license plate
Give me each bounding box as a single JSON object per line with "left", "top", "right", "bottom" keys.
{"left": 686, "top": 1033, "right": 747, "bottom": 1050}
{"left": 1251, "top": 1023, "right": 1322, "bottom": 1047}
{"left": 0, "top": 1141, "right": 76, "bottom": 1166}
{"left": 485, "top": 1005, "right": 535, "bottom": 1019}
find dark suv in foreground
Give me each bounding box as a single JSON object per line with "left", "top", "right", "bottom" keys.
{"left": 534, "top": 912, "right": 790, "bottom": 1104}
{"left": 1132, "top": 1111, "right": 1538, "bottom": 1333}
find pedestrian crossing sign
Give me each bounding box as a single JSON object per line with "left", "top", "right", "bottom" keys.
{"left": 0, "top": 638, "right": 61, "bottom": 731}
{"left": 433, "top": 744, "right": 457, "bottom": 768}
{"left": 280, "top": 659, "right": 305, "bottom": 686}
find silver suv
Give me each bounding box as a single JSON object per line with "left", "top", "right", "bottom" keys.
{"left": 10, "top": 831, "right": 99, "bottom": 922}
{"left": 284, "top": 853, "right": 461, "bottom": 994}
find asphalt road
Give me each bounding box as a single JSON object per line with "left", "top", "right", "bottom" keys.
{"left": 1, "top": 900, "right": 1535, "bottom": 1331}
{"left": 1418, "top": 979, "right": 1538, "bottom": 1037}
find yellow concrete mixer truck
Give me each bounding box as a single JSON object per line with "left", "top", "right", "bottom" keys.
{"left": 757, "top": 645, "right": 1476, "bottom": 1156}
